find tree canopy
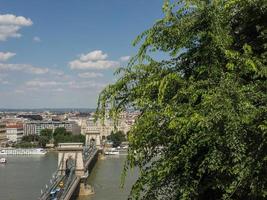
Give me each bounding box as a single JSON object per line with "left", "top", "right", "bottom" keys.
{"left": 53, "top": 127, "right": 85, "bottom": 146}
{"left": 107, "top": 130, "right": 126, "bottom": 147}
{"left": 96, "top": 0, "right": 267, "bottom": 199}
{"left": 40, "top": 129, "right": 53, "bottom": 139}
{"left": 19, "top": 128, "right": 85, "bottom": 147}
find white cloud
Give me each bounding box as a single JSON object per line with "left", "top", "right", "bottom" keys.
{"left": 0, "top": 52, "right": 16, "bottom": 61}
{"left": 0, "top": 14, "right": 33, "bottom": 41}
{"left": 28, "top": 66, "right": 49, "bottom": 74}
{"left": 120, "top": 56, "right": 130, "bottom": 62}
{"left": 49, "top": 69, "right": 65, "bottom": 76}
{"left": 68, "top": 80, "right": 106, "bottom": 89}
{"left": 0, "top": 14, "right": 32, "bottom": 26}
{"left": 0, "top": 63, "right": 49, "bottom": 74}
{"left": 78, "top": 72, "right": 103, "bottom": 78}
{"left": 70, "top": 60, "right": 119, "bottom": 70}
{"left": 80, "top": 50, "right": 107, "bottom": 61}
{"left": 25, "top": 80, "right": 63, "bottom": 87}
{"left": 24, "top": 79, "right": 106, "bottom": 91}
{"left": 69, "top": 50, "right": 119, "bottom": 70}
{"left": 33, "top": 36, "right": 41, "bottom": 42}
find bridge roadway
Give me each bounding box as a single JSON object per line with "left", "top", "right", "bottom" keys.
{"left": 39, "top": 145, "right": 99, "bottom": 200}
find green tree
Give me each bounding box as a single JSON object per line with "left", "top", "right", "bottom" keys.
{"left": 53, "top": 127, "right": 85, "bottom": 145}
{"left": 21, "top": 134, "right": 39, "bottom": 143}
{"left": 71, "top": 134, "right": 86, "bottom": 144}
{"left": 40, "top": 129, "right": 53, "bottom": 140}
{"left": 107, "top": 130, "right": 126, "bottom": 147}
{"left": 40, "top": 129, "right": 53, "bottom": 146}
{"left": 53, "top": 127, "right": 69, "bottom": 137}
{"left": 15, "top": 142, "right": 37, "bottom": 148}
{"left": 38, "top": 136, "right": 49, "bottom": 148}
{"left": 96, "top": 0, "right": 267, "bottom": 199}
{"left": 54, "top": 127, "right": 70, "bottom": 145}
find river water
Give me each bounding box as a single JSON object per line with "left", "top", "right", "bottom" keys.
{"left": 0, "top": 153, "right": 137, "bottom": 200}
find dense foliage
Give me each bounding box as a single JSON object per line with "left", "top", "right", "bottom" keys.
{"left": 107, "top": 130, "right": 126, "bottom": 147}
{"left": 17, "top": 134, "right": 41, "bottom": 148}
{"left": 52, "top": 127, "right": 85, "bottom": 146}
{"left": 40, "top": 128, "right": 53, "bottom": 139}
{"left": 18, "top": 128, "right": 85, "bottom": 147}
{"left": 96, "top": 0, "right": 267, "bottom": 199}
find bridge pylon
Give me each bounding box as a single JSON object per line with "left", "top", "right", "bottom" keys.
{"left": 85, "top": 129, "right": 101, "bottom": 146}
{"left": 57, "top": 143, "right": 85, "bottom": 177}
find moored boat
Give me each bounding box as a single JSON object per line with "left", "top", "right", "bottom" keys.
{"left": 104, "top": 148, "right": 119, "bottom": 155}
{"left": 0, "top": 149, "right": 7, "bottom": 155}
{"left": 0, "top": 157, "right": 7, "bottom": 163}
{"left": 0, "top": 148, "right": 47, "bottom": 155}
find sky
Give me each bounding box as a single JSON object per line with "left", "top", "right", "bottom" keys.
{"left": 0, "top": 0, "right": 164, "bottom": 109}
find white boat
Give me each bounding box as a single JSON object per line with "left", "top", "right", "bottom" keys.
{"left": 0, "top": 150, "right": 7, "bottom": 155}
{"left": 0, "top": 157, "right": 7, "bottom": 163}
{"left": 0, "top": 148, "right": 47, "bottom": 155}
{"left": 104, "top": 149, "right": 119, "bottom": 155}
{"left": 34, "top": 148, "right": 47, "bottom": 155}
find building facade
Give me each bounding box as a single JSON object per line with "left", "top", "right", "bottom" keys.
{"left": 6, "top": 123, "right": 24, "bottom": 143}
{"left": 82, "top": 112, "right": 139, "bottom": 145}
{"left": 0, "top": 122, "right": 7, "bottom": 147}
{"left": 24, "top": 121, "right": 74, "bottom": 135}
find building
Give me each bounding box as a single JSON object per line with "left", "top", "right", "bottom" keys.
{"left": 82, "top": 112, "right": 139, "bottom": 145}
{"left": 0, "top": 122, "right": 7, "bottom": 147}
{"left": 6, "top": 123, "right": 24, "bottom": 143}
{"left": 24, "top": 121, "right": 77, "bottom": 135}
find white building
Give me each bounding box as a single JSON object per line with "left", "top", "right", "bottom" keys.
{"left": 24, "top": 121, "right": 77, "bottom": 135}
{"left": 6, "top": 123, "right": 24, "bottom": 143}
{"left": 82, "top": 112, "right": 138, "bottom": 145}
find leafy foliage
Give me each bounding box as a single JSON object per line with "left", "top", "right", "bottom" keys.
{"left": 53, "top": 127, "right": 71, "bottom": 137}
{"left": 40, "top": 128, "right": 53, "bottom": 139}
{"left": 96, "top": 0, "right": 267, "bottom": 199}
{"left": 21, "top": 134, "right": 39, "bottom": 142}
{"left": 18, "top": 134, "right": 40, "bottom": 148}
{"left": 107, "top": 130, "right": 126, "bottom": 147}
{"left": 53, "top": 127, "right": 85, "bottom": 146}
{"left": 19, "top": 128, "right": 85, "bottom": 147}
{"left": 15, "top": 141, "right": 38, "bottom": 148}
{"left": 38, "top": 136, "right": 49, "bottom": 148}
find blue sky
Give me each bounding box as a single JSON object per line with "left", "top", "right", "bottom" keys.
{"left": 0, "top": 0, "right": 164, "bottom": 108}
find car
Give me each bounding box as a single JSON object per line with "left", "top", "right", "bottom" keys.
{"left": 50, "top": 188, "right": 60, "bottom": 200}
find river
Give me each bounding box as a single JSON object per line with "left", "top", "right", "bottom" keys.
{"left": 0, "top": 153, "right": 137, "bottom": 200}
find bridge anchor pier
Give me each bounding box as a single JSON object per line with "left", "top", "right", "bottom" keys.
{"left": 79, "top": 182, "right": 95, "bottom": 196}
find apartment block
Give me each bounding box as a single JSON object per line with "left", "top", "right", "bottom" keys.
{"left": 0, "top": 122, "right": 7, "bottom": 147}
{"left": 6, "top": 123, "right": 24, "bottom": 143}
{"left": 24, "top": 121, "right": 77, "bottom": 135}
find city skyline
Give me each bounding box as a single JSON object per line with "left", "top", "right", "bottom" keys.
{"left": 0, "top": 0, "right": 163, "bottom": 108}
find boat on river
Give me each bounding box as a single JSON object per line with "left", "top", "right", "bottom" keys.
{"left": 0, "top": 150, "right": 7, "bottom": 155}
{"left": 0, "top": 157, "right": 7, "bottom": 164}
{"left": 0, "top": 148, "right": 47, "bottom": 155}
{"left": 104, "top": 148, "right": 119, "bottom": 155}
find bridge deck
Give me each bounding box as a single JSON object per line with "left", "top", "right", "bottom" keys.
{"left": 59, "top": 176, "right": 80, "bottom": 200}
{"left": 39, "top": 144, "right": 98, "bottom": 200}
{"left": 84, "top": 149, "right": 98, "bottom": 169}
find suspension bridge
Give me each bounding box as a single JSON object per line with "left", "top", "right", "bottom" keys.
{"left": 38, "top": 142, "right": 99, "bottom": 200}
